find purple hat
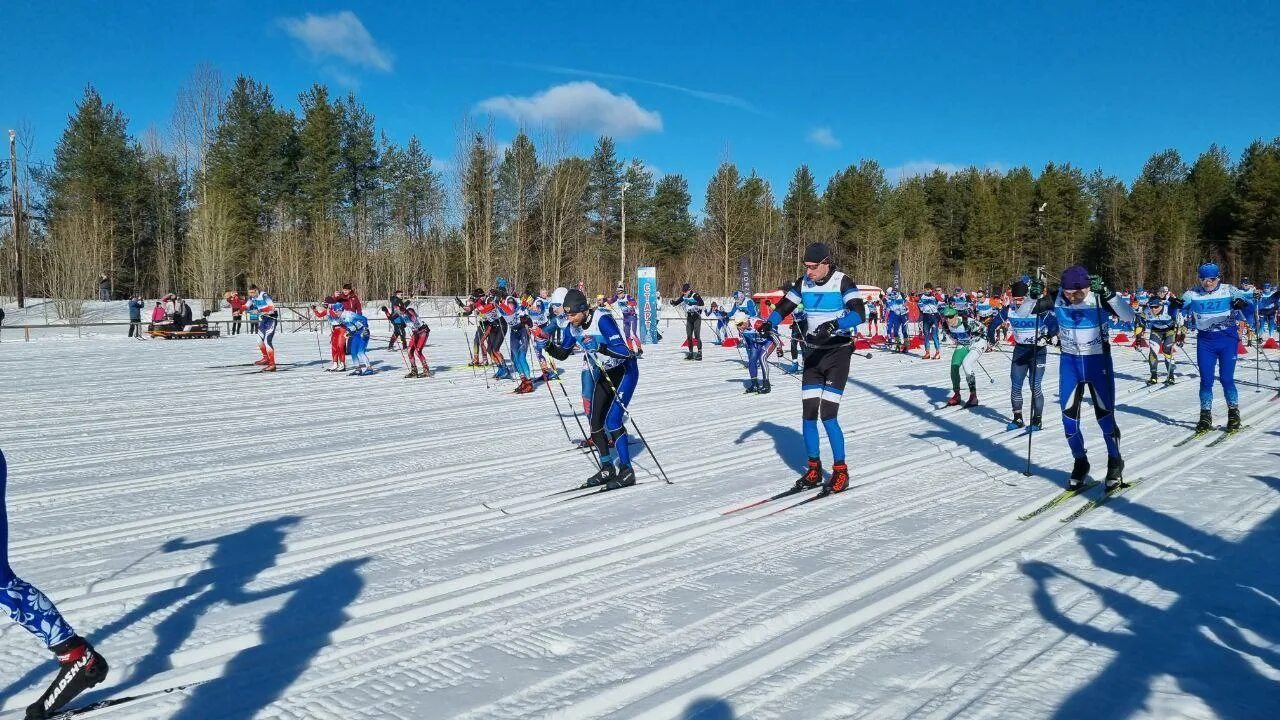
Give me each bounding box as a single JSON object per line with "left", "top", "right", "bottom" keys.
{"left": 1061, "top": 265, "right": 1090, "bottom": 290}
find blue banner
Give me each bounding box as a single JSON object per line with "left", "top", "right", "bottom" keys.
{"left": 637, "top": 266, "right": 659, "bottom": 343}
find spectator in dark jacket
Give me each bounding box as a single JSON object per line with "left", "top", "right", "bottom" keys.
{"left": 128, "top": 297, "right": 145, "bottom": 339}
{"left": 98, "top": 274, "right": 110, "bottom": 301}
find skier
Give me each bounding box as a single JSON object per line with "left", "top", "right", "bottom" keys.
{"left": 1133, "top": 295, "right": 1180, "bottom": 385}
{"left": 885, "top": 289, "right": 909, "bottom": 351}
{"left": 2, "top": 450, "right": 110, "bottom": 719}
{"left": 864, "top": 294, "right": 881, "bottom": 337}
{"left": 940, "top": 307, "right": 988, "bottom": 407}
{"left": 504, "top": 292, "right": 536, "bottom": 394}
{"left": 759, "top": 242, "right": 865, "bottom": 495}
{"left": 1005, "top": 280, "right": 1056, "bottom": 429}
{"left": 527, "top": 289, "right": 560, "bottom": 381}
{"left": 949, "top": 287, "right": 972, "bottom": 318}
{"left": 1037, "top": 266, "right": 1134, "bottom": 490}
{"left": 919, "top": 283, "right": 941, "bottom": 359}
{"left": 314, "top": 299, "right": 348, "bottom": 372}
{"left": 735, "top": 311, "right": 775, "bottom": 394}
{"left": 397, "top": 303, "right": 432, "bottom": 378}
{"left": 725, "top": 290, "right": 757, "bottom": 320}
{"left": 671, "top": 283, "right": 705, "bottom": 360}
{"left": 545, "top": 289, "right": 639, "bottom": 490}
{"left": 382, "top": 304, "right": 407, "bottom": 351}
{"left": 342, "top": 305, "right": 375, "bottom": 376}
{"left": 612, "top": 282, "right": 643, "bottom": 357}
{"left": 1258, "top": 282, "right": 1277, "bottom": 339}
{"left": 1169, "top": 262, "right": 1257, "bottom": 432}
{"left": 704, "top": 301, "right": 729, "bottom": 345}
{"left": 974, "top": 290, "right": 999, "bottom": 344}
{"left": 246, "top": 284, "right": 279, "bottom": 371}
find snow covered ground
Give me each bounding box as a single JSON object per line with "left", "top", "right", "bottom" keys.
{"left": 1, "top": 323, "right": 1278, "bottom": 719}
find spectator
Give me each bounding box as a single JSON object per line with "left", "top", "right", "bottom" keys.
{"left": 149, "top": 301, "right": 166, "bottom": 331}
{"left": 0, "top": 306, "right": 5, "bottom": 341}
{"left": 127, "top": 296, "right": 145, "bottom": 339}
{"left": 98, "top": 274, "right": 110, "bottom": 302}
{"left": 226, "top": 291, "right": 246, "bottom": 335}
{"left": 340, "top": 283, "right": 363, "bottom": 314}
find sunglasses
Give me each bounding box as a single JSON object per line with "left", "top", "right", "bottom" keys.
{"left": 803, "top": 260, "right": 829, "bottom": 270}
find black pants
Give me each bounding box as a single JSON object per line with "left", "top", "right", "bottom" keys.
{"left": 128, "top": 321, "right": 142, "bottom": 338}
{"left": 389, "top": 324, "right": 407, "bottom": 349}
{"left": 231, "top": 314, "right": 242, "bottom": 335}
{"left": 801, "top": 343, "right": 853, "bottom": 422}
{"left": 685, "top": 313, "right": 702, "bottom": 352}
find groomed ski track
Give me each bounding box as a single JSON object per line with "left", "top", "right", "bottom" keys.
{"left": 1, "top": 326, "right": 1277, "bottom": 719}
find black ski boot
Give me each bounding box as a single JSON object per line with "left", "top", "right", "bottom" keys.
{"left": 607, "top": 464, "right": 636, "bottom": 490}
{"left": 27, "top": 637, "right": 108, "bottom": 720}
{"left": 1068, "top": 456, "right": 1090, "bottom": 490}
{"left": 744, "top": 380, "right": 759, "bottom": 394}
{"left": 1104, "top": 455, "right": 1125, "bottom": 492}
{"left": 1146, "top": 373, "right": 1159, "bottom": 386}
{"left": 1028, "top": 414, "right": 1042, "bottom": 431}
{"left": 404, "top": 368, "right": 419, "bottom": 378}
{"left": 1006, "top": 413, "right": 1024, "bottom": 431}
{"left": 583, "top": 463, "right": 616, "bottom": 488}
{"left": 1163, "top": 375, "right": 1176, "bottom": 386}
{"left": 758, "top": 379, "right": 771, "bottom": 394}
{"left": 694, "top": 350, "right": 703, "bottom": 361}
{"left": 1226, "top": 405, "right": 1242, "bottom": 431}
{"left": 793, "top": 458, "right": 823, "bottom": 491}
{"left": 1195, "top": 409, "right": 1213, "bottom": 433}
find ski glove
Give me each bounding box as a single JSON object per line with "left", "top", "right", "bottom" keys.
{"left": 1167, "top": 296, "right": 1185, "bottom": 309}
{"left": 757, "top": 320, "right": 774, "bottom": 337}
{"left": 545, "top": 343, "right": 571, "bottom": 361}
{"left": 1230, "top": 297, "right": 1248, "bottom": 310}
{"left": 1028, "top": 278, "right": 1044, "bottom": 297}
{"left": 1088, "top": 274, "right": 1115, "bottom": 301}
{"left": 811, "top": 320, "right": 839, "bottom": 342}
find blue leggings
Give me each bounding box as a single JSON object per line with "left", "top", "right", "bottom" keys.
{"left": 590, "top": 361, "right": 639, "bottom": 466}
{"left": 745, "top": 338, "right": 775, "bottom": 380}
{"left": 1197, "top": 329, "right": 1240, "bottom": 409}
{"left": 258, "top": 316, "right": 277, "bottom": 348}
{"left": 1059, "top": 354, "right": 1121, "bottom": 459}
{"left": 1, "top": 451, "right": 77, "bottom": 648}
{"left": 510, "top": 327, "right": 532, "bottom": 378}
{"left": 922, "top": 318, "right": 940, "bottom": 352}
{"left": 348, "top": 329, "right": 371, "bottom": 366}
{"left": 1258, "top": 311, "right": 1275, "bottom": 336}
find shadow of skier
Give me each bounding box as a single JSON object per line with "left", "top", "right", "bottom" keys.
{"left": 682, "top": 696, "right": 737, "bottom": 719}
{"left": 1021, "top": 476, "right": 1280, "bottom": 718}
{"left": 736, "top": 420, "right": 808, "bottom": 476}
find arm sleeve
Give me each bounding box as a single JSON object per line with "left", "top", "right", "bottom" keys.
{"left": 595, "top": 315, "right": 633, "bottom": 359}
{"left": 766, "top": 277, "right": 804, "bottom": 325}
{"left": 836, "top": 275, "right": 864, "bottom": 330}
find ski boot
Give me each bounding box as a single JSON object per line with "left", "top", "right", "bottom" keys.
{"left": 1146, "top": 373, "right": 1159, "bottom": 386}
{"left": 583, "top": 463, "right": 617, "bottom": 488}
{"left": 684, "top": 351, "right": 695, "bottom": 361}
{"left": 946, "top": 391, "right": 962, "bottom": 407}
{"left": 516, "top": 378, "right": 535, "bottom": 394}
{"left": 1226, "top": 405, "right": 1242, "bottom": 431}
{"left": 254, "top": 357, "right": 269, "bottom": 366}
{"left": 261, "top": 364, "right": 277, "bottom": 372}
{"left": 793, "top": 458, "right": 823, "bottom": 491}
{"left": 1195, "top": 409, "right": 1213, "bottom": 433}
{"left": 607, "top": 464, "right": 636, "bottom": 490}
{"left": 824, "top": 462, "right": 850, "bottom": 494}
{"left": 360, "top": 367, "right": 377, "bottom": 376}
{"left": 964, "top": 388, "right": 980, "bottom": 408}
{"left": 1163, "top": 375, "right": 1176, "bottom": 386}
{"left": 1104, "top": 455, "right": 1125, "bottom": 492}
{"left": 1006, "top": 413, "right": 1025, "bottom": 431}
{"left": 577, "top": 436, "right": 595, "bottom": 450}
{"left": 405, "top": 368, "right": 419, "bottom": 378}
{"left": 758, "top": 379, "right": 771, "bottom": 394}
{"left": 694, "top": 351, "right": 703, "bottom": 361}
{"left": 1067, "top": 456, "right": 1090, "bottom": 490}
{"left": 1028, "top": 414, "right": 1042, "bottom": 432}
{"left": 744, "top": 380, "right": 759, "bottom": 394}
{"left": 27, "top": 637, "right": 108, "bottom": 720}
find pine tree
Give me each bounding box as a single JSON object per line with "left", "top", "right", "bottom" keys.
{"left": 338, "top": 92, "right": 380, "bottom": 242}
{"left": 1187, "top": 144, "right": 1235, "bottom": 267}
{"left": 647, "top": 174, "right": 695, "bottom": 260}
{"left": 705, "top": 162, "right": 748, "bottom": 292}
{"left": 587, "top": 136, "right": 623, "bottom": 248}
{"left": 496, "top": 131, "right": 540, "bottom": 288}
{"left": 783, "top": 165, "right": 822, "bottom": 265}
{"left": 297, "top": 84, "right": 344, "bottom": 226}
{"left": 1230, "top": 139, "right": 1280, "bottom": 281}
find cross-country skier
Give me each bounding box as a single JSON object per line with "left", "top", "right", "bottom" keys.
{"left": 383, "top": 304, "right": 408, "bottom": 351}
{"left": 671, "top": 283, "right": 706, "bottom": 360}
{"left": 612, "top": 283, "right": 643, "bottom": 357}
{"left": 1005, "top": 280, "right": 1057, "bottom": 429}
{"left": 940, "top": 307, "right": 988, "bottom": 407}
{"left": 759, "top": 242, "right": 865, "bottom": 495}
{"left": 885, "top": 289, "right": 910, "bottom": 351}
{"left": 725, "top": 290, "right": 757, "bottom": 320}
{"left": 2, "top": 450, "right": 110, "bottom": 719}
{"left": 1258, "top": 282, "right": 1277, "bottom": 339}
{"left": 1169, "top": 262, "right": 1257, "bottom": 432}
{"left": 342, "top": 306, "right": 375, "bottom": 376}
{"left": 397, "top": 303, "right": 431, "bottom": 378}
{"left": 1134, "top": 295, "right": 1180, "bottom": 385}
{"left": 545, "top": 289, "right": 639, "bottom": 490}
{"left": 949, "top": 287, "right": 972, "bottom": 318}
{"left": 246, "top": 284, "right": 279, "bottom": 371}
{"left": 975, "top": 290, "right": 1000, "bottom": 344}
{"left": 703, "top": 302, "right": 729, "bottom": 345}
{"left": 1037, "top": 266, "right": 1135, "bottom": 490}
{"left": 734, "top": 311, "right": 775, "bottom": 394}
{"left": 314, "top": 299, "right": 348, "bottom": 372}
{"left": 919, "top": 283, "right": 941, "bottom": 359}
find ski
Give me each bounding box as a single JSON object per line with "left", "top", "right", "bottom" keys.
{"left": 50, "top": 681, "right": 207, "bottom": 718}
{"left": 1018, "top": 481, "right": 1100, "bottom": 521}
{"left": 721, "top": 486, "right": 808, "bottom": 515}
{"left": 1172, "top": 427, "right": 1217, "bottom": 447}
{"left": 1206, "top": 424, "right": 1252, "bottom": 447}
{"left": 554, "top": 480, "right": 645, "bottom": 503}
{"left": 240, "top": 367, "right": 293, "bottom": 375}
{"left": 764, "top": 488, "right": 829, "bottom": 515}
{"left": 1060, "top": 478, "right": 1145, "bottom": 524}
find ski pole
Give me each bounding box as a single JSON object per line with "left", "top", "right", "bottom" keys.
{"left": 553, "top": 369, "right": 599, "bottom": 460}
{"left": 586, "top": 352, "right": 673, "bottom": 484}
{"left": 974, "top": 347, "right": 995, "bottom": 384}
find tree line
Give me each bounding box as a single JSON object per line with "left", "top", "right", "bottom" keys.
{"left": 2, "top": 66, "right": 1278, "bottom": 318}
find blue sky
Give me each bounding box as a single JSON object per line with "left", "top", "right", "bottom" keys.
{"left": 5, "top": 1, "right": 1279, "bottom": 199}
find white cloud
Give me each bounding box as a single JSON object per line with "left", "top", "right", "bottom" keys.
{"left": 807, "top": 126, "right": 841, "bottom": 149}
{"left": 476, "top": 82, "right": 662, "bottom": 138}
{"left": 517, "top": 63, "right": 758, "bottom": 113}
{"left": 279, "top": 11, "right": 393, "bottom": 72}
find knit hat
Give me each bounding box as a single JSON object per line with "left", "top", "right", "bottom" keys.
{"left": 563, "top": 289, "right": 589, "bottom": 314}
{"left": 1061, "top": 265, "right": 1090, "bottom": 290}
{"left": 803, "top": 242, "right": 833, "bottom": 264}
{"left": 1011, "top": 280, "right": 1029, "bottom": 297}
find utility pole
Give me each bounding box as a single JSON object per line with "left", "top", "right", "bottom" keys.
{"left": 8, "top": 129, "right": 24, "bottom": 308}
{"left": 619, "top": 181, "right": 630, "bottom": 284}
